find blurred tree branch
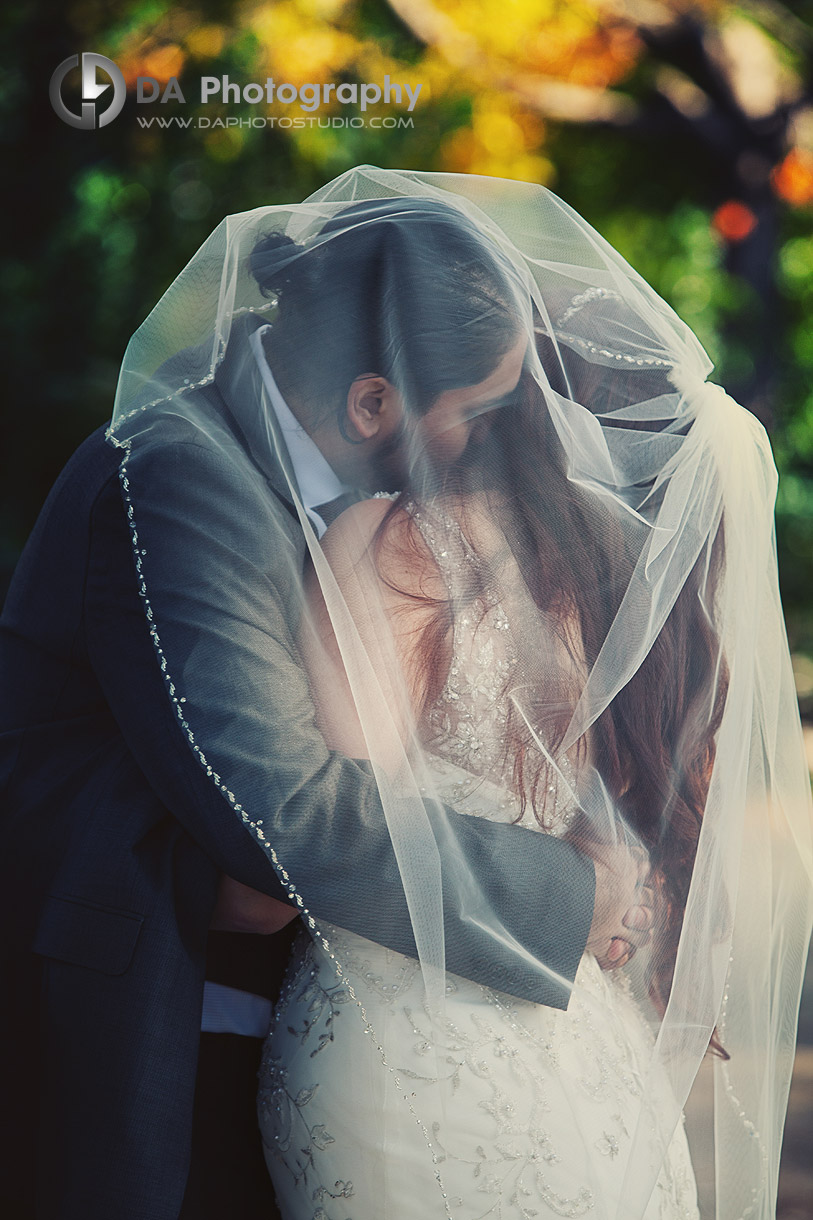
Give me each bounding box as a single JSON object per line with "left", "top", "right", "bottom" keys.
{"left": 386, "top": 0, "right": 813, "bottom": 422}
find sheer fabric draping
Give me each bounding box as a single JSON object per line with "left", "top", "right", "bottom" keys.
{"left": 108, "top": 166, "right": 812, "bottom": 1219}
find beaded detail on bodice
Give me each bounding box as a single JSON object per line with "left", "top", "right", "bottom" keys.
{"left": 399, "top": 495, "right": 578, "bottom": 833}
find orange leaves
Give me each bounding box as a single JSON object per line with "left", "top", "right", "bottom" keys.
{"left": 522, "top": 19, "right": 641, "bottom": 89}
{"left": 118, "top": 44, "right": 186, "bottom": 90}
{"left": 99, "top": 0, "right": 813, "bottom": 203}
{"left": 389, "top": 0, "right": 642, "bottom": 90}
{"left": 772, "top": 148, "right": 813, "bottom": 208}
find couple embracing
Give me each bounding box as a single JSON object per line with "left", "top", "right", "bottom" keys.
{"left": 2, "top": 166, "right": 810, "bottom": 1220}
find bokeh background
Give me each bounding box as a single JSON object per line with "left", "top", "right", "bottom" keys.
{"left": 2, "top": 1, "right": 812, "bottom": 1213}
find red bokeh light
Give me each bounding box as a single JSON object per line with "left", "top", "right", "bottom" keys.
{"left": 712, "top": 201, "right": 758, "bottom": 242}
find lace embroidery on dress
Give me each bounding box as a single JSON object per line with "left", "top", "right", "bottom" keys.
{"left": 401, "top": 495, "right": 578, "bottom": 834}
{"left": 258, "top": 492, "right": 700, "bottom": 1220}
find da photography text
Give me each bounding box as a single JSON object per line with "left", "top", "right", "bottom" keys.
{"left": 140, "top": 75, "right": 422, "bottom": 112}
{"left": 50, "top": 52, "right": 423, "bottom": 131}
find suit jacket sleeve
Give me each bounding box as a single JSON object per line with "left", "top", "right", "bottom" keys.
{"left": 85, "top": 433, "right": 595, "bottom": 1006}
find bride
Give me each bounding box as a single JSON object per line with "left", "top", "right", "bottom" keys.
{"left": 258, "top": 388, "right": 709, "bottom": 1217}
{"left": 110, "top": 166, "right": 812, "bottom": 1220}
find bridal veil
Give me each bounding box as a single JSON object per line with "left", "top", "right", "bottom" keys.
{"left": 107, "top": 165, "right": 812, "bottom": 1218}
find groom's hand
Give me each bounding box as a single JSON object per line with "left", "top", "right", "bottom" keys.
{"left": 584, "top": 841, "right": 653, "bottom": 971}
{"left": 210, "top": 875, "right": 300, "bottom": 935}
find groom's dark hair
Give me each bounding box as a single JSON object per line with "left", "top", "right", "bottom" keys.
{"left": 249, "top": 196, "right": 524, "bottom": 419}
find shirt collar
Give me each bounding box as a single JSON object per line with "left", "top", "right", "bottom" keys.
{"left": 250, "top": 324, "right": 352, "bottom": 538}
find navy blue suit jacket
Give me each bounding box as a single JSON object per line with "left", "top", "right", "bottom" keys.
{"left": 0, "top": 338, "right": 595, "bottom": 1218}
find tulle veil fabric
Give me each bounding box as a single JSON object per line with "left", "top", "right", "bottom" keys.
{"left": 107, "top": 165, "right": 812, "bottom": 1218}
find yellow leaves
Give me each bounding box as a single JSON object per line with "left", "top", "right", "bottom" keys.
{"left": 271, "top": 29, "right": 359, "bottom": 85}
{"left": 446, "top": 143, "right": 556, "bottom": 183}
{"left": 442, "top": 96, "right": 553, "bottom": 183}
{"left": 475, "top": 108, "right": 528, "bottom": 157}
{"left": 292, "top": 0, "right": 355, "bottom": 19}
{"left": 249, "top": 1, "right": 359, "bottom": 85}
{"left": 103, "top": 0, "right": 809, "bottom": 197}
{"left": 413, "top": 48, "right": 462, "bottom": 96}
{"left": 385, "top": 0, "right": 643, "bottom": 143}
{"left": 247, "top": 0, "right": 426, "bottom": 110}
{"left": 440, "top": 0, "right": 557, "bottom": 62}
{"left": 185, "top": 25, "right": 227, "bottom": 60}
{"left": 390, "top": 0, "right": 641, "bottom": 90}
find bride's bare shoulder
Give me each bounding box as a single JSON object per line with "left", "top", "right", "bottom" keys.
{"left": 319, "top": 496, "right": 397, "bottom": 563}
{"left": 319, "top": 496, "right": 445, "bottom": 602}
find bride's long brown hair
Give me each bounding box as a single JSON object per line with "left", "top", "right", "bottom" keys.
{"left": 375, "top": 346, "right": 729, "bottom": 1047}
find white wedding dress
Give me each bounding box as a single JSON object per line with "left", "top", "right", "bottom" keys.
{"left": 258, "top": 500, "right": 700, "bottom": 1220}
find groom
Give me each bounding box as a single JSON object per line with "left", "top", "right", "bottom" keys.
{"left": 0, "top": 203, "right": 648, "bottom": 1220}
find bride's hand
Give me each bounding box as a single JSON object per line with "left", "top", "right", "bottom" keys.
{"left": 583, "top": 841, "right": 653, "bottom": 971}
{"left": 210, "top": 875, "right": 300, "bottom": 934}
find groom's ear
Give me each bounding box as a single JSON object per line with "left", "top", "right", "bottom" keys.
{"left": 345, "top": 375, "right": 399, "bottom": 440}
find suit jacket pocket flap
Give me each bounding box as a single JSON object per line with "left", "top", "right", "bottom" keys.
{"left": 32, "top": 895, "right": 144, "bottom": 976}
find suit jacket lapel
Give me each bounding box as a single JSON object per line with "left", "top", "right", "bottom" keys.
{"left": 212, "top": 310, "right": 302, "bottom": 515}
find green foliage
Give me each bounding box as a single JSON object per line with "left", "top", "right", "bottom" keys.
{"left": 3, "top": 0, "right": 813, "bottom": 642}
{"left": 549, "top": 119, "right": 813, "bottom": 634}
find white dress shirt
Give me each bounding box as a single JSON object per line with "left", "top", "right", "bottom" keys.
{"left": 202, "top": 323, "right": 351, "bottom": 1036}
{"left": 249, "top": 324, "right": 353, "bottom": 538}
